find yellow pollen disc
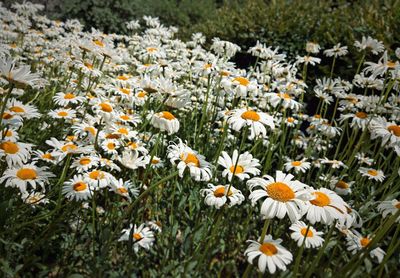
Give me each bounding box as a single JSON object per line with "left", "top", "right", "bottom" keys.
{"left": 360, "top": 237, "right": 371, "bottom": 247}
{"left": 180, "top": 153, "right": 200, "bottom": 167}
{"left": 230, "top": 165, "right": 244, "bottom": 174}
{"left": 9, "top": 106, "right": 25, "bottom": 113}
{"left": 128, "top": 142, "right": 138, "bottom": 149}
{"left": 160, "top": 111, "right": 176, "bottom": 120}
{"left": 287, "top": 117, "right": 295, "bottom": 123}
{"left": 84, "top": 62, "right": 93, "bottom": 70}
{"left": 233, "top": 76, "right": 250, "bottom": 86}
{"left": 118, "top": 128, "right": 129, "bottom": 135}
{"left": 387, "top": 61, "right": 396, "bottom": 68}
{"left": 147, "top": 47, "right": 157, "bottom": 53}
{"left": 84, "top": 126, "right": 96, "bottom": 136}
{"left": 117, "top": 75, "right": 129, "bottom": 80}
{"left": 133, "top": 233, "right": 143, "bottom": 240}
{"left": 367, "top": 169, "right": 378, "bottom": 176}
{"left": 57, "top": 111, "right": 68, "bottom": 117}
{"left": 117, "top": 187, "right": 128, "bottom": 194}
{"left": 0, "top": 141, "right": 19, "bottom": 154}
{"left": 42, "top": 153, "right": 54, "bottom": 160}
{"left": 79, "top": 158, "right": 91, "bottom": 165}
{"left": 100, "top": 102, "right": 113, "bottom": 113}
{"left": 241, "top": 110, "right": 260, "bottom": 121}
{"left": 203, "top": 63, "right": 212, "bottom": 69}
{"left": 66, "top": 135, "right": 76, "bottom": 141}
{"left": 278, "top": 93, "right": 291, "bottom": 99}
{"left": 387, "top": 125, "right": 400, "bottom": 137}
{"left": 106, "top": 133, "right": 118, "bottom": 139}
{"left": 345, "top": 97, "right": 358, "bottom": 104}
{"left": 93, "top": 40, "right": 105, "bottom": 47}
{"left": 137, "top": 91, "right": 146, "bottom": 98}
{"left": 266, "top": 182, "right": 295, "bottom": 202}
{"left": 64, "top": 93, "right": 75, "bottom": 99}
{"left": 89, "top": 170, "right": 104, "bottom": 180}
{"left": 73, "top": 182, "right": 87, "bottom": 192}
{"left": 2, "top": 113, "right": 13, "bottom": 119}
{"left": 151, "top": 158, "right": 160, "bottom": 164}
{"left": 16, "top": 168, "right": 37, "bottom": 180}
{"left": 336, "top": 180, "right": 349, "bottom": 189}
{"left": 61, "top": 144, "right": 77, "bottom": 152}
{"left": 119, "top": 88, "right": 131, "bottom": 95}
{"left": 214, "top": 186, "right": 232, "bottom": 197}
{"left": 120, "top": 115, "right": 131, "bottom": 121}
{"left": 259, "top": 243, "right": 278, "bottom": 256}
{"left": 310, "top": 192, "right": 331, "bottom": 207}
{"left": 395, "top": 202, "right": 400, "bottom": 209}
{"left": 291, "top": 161, "right": 302, "bottom": 167}
{"left": 314, "top": 114, "right": 321, "bottom": 119}
{"left": 220, "top": 70, "right": 230, "bottom": 76}
{"left": 107, "top": 142, "right": 116, "bottom": 150}
{"left": 355, "top": 112, "right": 367, "bottom": 119}
{"left": 300, "top": 227, "right": 314, "bottom": 237}
{"left": 5, "top": 130, "right": 13, "bottom": 137}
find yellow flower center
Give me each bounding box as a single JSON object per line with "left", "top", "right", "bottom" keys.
{"left": 5, "top": 130, "right": 13, "bottom": 137}
{"left": 387, "top": 61, "right": 396, "bottom": 68}
{"left": 241, "top": 110, "right": 260, "bottom": 121}
{"left": 120, "top": 115, "right": 131, "bottom": 121}
{"left": 147, "top": 47, "right": 157, "bottom": 53}
{"left": 0, "top": 141, "right": 19, "bottom": 154}
{"left": 133, "top": 233, "right": 143, "bottom": 240}
{"left": 3, "top": 113, "right": 13, "bottom": 119}
{"left": 84, "top": 62, "right": 94, "bottom": 70}
{"left": 229, "top": 165, "right": 244, "bottom": 174}
{"left": 119, "top": 88, "right": 131, "bottom": 95}
{"left": 300, "top": 227, "right": 314, "bottom": 237}
{"left": 395, "top": 202, "right": 400, "bottom": 209}
{"left": 336, "top": 180, "right": 349, "bottom": 189}
{"left": 89, "top": 170, "right": 105, "bottom": 180}
{"left": 79, "top": 158, "right": 91, "bottom": 165}
{"left": 16, "top": 168, "right": 37, "bottom": 180}
{"left": 64, "top": 93, "right": 75, "bottom": 99}
{"left": 266, "top": 182, "right": 295, "bottom": 202}
{"left": 118, "top": 128, "right": 129, "bottom": 135}
{"left": 367, "top": 169, "right": 378, "bottom": 176}
{"left": 233, "top": 77, "right": 250, "bottom": 86}
{"left": 279, "top": 93, "right": 291, "bottom": 99}
{"left": 117, "top": 187, "right": 128, "bottom": 194}
{"left": 117, "top": 75, "right": 129, "bottom": 80}
{"left": 310, "top": 192, "right": 331, "bottom": 207}
{"left": 355, "top": 112, "right": 367, "bottom": 119}
{"left": 259, "top": 243, "right": 278, "bottom": 256}
{"left": 107, "top": 142, "right": 116, "bottom": 150}
{"left": 137, "top": 91, "right": 147, "bottom": 98}
{"left": 213, "top": 186, "right": 232, "bottom": 197}
{"left": 160, "top": 111, "right": 176, "bottom": 120}
{"left": 93, "top": 39, "right": 105, "bottom": 47}
{"left": 9, "top": 106, "right": 25, "bottom": 113}
{"left": 61, "top": 144, "right": 77, "bottom": 152}
{"left": 151, "top": 158, "right": 160, "bottom": 164}
{"left": 180, "top": 153, "right": 200, "bottom": 167}
{"left": 84, "top": 126, "right": 96, "bottom": 136}
{"left": 360, "top": 237, "right": 371, "bottom": 247}
{"left": 291, "top": 161, "right": 302, "bottom": 167}
{"left": 73, "top": 182, "right": 87, "bottom": 192}
{"left": 100, "top": 102, "right": 113, "bottom": 113}
{"left": 42, "top": 153, "right": 54, "bottom": 160}
{"left": 57, "top": 111, "right": 69, "bottom": 117}
{"left": 387, "top": 125, "right": 400, "bottom": 137}
{"left": 287, "top": 117, "right": 295, "bottom": 123}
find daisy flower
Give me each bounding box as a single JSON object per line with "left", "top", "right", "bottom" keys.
{"left": 48, "top": 108, "right": 77, "bottom": 120}
{"left": 305, "top": 187, "right": 348, "bottom": 225}
{"left": 6, "top": 99, "right": 40, "bottom": 119}
{"left": 53, "top": 92, "right": 85, "bottom": 106}
{"left": 218, "top": 150, "right": 260, "bottom": 181}
{"left": 346, "top": 232, "right": 385, "bottom": 263}
{"left": 151, "top": 111, "right": 180, "bottom": 135}
{"left": 369, "top": 117, "right": 400, "bottom": 146}
{"left": 62, "top": 175, "right": 92, "bottom": 201}
{"left": 245, "top": 235, "right": 293, "bottom": 274}
{"left": 284, "top": 159, "right": 311, "bottom": 173}
{"left": 320, "top": 157, "right": 347, "bottom": 169}
{"left": 0, "top": 140, "right": 33, "bottom": 166}
{"left": 70, "top": 155, "right": 99, "bottom": 173}
{"left": 306, "top": 42, "right": 321, "bottom": 54}
{"left": 21, "top": 191, "right": 49, "bottom": 206}
{"left": 200, "top": 184, "right": 245, "bottom": 209}
{"left": 227, "top": 108, "right": 275, "bottom": 139}
{"left": 289, "top": 221, "right": 324, "bottom": 248}
{"left": 247, "top": 171, "right": 311, "bottom": 222}
{"left": 329, "top": 177, "right": 354, "bottom": 196}
{"left": 323, "top": 43, "right": 348, "bottom": 57}
{"left": 0, "top": 58, "right": 41, "bottom": 88}
{"left": 118, "top": 223, "right": 155, "bottom": 253}
{"left": 377, "top": 199, "right": 400, "bottom": 222}
{"left": 167, "top": 139, "right": 212, "bottom": 181}
{"left": 85, "top": 169, "right": 112, "bottom": 189}
{"left": 110, "top": 178, "right": 138, "bottom": 201}
{"left": 358, "top": 167, "right": 385, "bottom": 182}
{"left": 119, "top": 150, "right": 148, "bottom": 170}
{"left": 0, "top": 162, "right": 55, "bottom": 193}
{"left": 32, "top": 150, "right": 57, "bottom": 164}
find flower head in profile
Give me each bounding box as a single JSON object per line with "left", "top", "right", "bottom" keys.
{"left": 248, "top": 171, "right": 311, "bottom": 222}
{"left": 0, "top": 57, "right": 42, "bottom": 88}
{"left": 218, "top": 150, "right": 260, "bottom": 181}
{"left": 200, "top": 184, "right": 244, "bottom": 209}
{"left": 245, "top": 235, "right": 293, "bottom": 274}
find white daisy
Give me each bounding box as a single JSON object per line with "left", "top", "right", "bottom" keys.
{"left": 218, "top": 150, "right": 260, "bottom": 181}
{"left": 200, "top": 184, "right": 245, "bottom": 209}
{"left": 289, "top": 221, "right": 324, "bottom": 248}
